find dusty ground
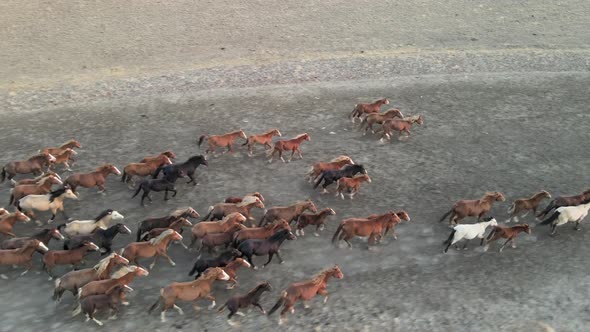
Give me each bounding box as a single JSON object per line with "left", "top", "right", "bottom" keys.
{"left": 0, "top": 72, "right": 589, "bottom": 332}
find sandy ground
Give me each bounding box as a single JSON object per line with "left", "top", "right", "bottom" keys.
{"left": 0, "top": 72, "right": 589, "bottom": 331}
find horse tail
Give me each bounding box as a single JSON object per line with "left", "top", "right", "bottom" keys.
{"left": 52, "top": 278, "right": 63, "bottom": 301}
{"left": 217, "top": 302, "right": 227, "bottom": 313}
{"left": 267, "top": 291, "right": 287, "bottom": 316}
{"left": 349, "top": 105, "right": 358, "bottom": 119}
{"left": 198, "top": 135, "right": 207, "bottom": 148}
{"left": 443, "top": 229, "right": 456, "bottom": 245}
{"left": 131, "top": 184, "right": 143, "bottom": 198}
{"left": 16, "top": 200, "right": 22, "bottom": 212}
{"left": 0, "top": 167, "right": 6, "bottom": 182}
{"left": 537, "top": 201, "right": 555, "bottom": 218}
{"left": 313, "top": 173, "right": 325, "bottom": 189}
{"left": 331, "top": 222, "right": 345, "bottom": 244}
{"left": 540, "top": 211, "right": 560, "bottom": 225}
{"left": 507, "top": 203, "right": 515, "bottom": 215}
{"left": 201, "top": 210, "right": 212, "bottom": 221}
{"left": 439, "top": 209, "right": 453, "bottom": 223}
{"left": 241, "top": 138, "right": 250, "bottom": 146}
{"left": 120, "top": 170, "right": 127, "bottom": 182}
{"left": 148, "top": 295, "right": 162, "bottom": 314}
{"left": 8, "top": 190, "right": 14, "bottom": 205}
{"left": 188, "top": 259, "right": 200, "bottom": 276}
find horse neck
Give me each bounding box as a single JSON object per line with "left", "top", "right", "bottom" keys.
{"left": 100, "top": 260, "right": 118, "bottom": 278}
{"left": 98, "top": 168, "right": 111, "bottom": 177}
{"left": 102, "top": 226, "right": 119, "bottom": 239}
{"left": 479, "top": 196, "right": 496, "bottom": 205}
{"left": 116, "top": 272, "right": 136, "bottom": 284}
{"left": 480, "top": 220, "right": 494, "bottom": 228}
{"left": 35, "top": 231, "right": 53, "bottom": 243}
{"left": 155, "top": 236, "right": 174, "bottom": 248}
{"left": 39, "top": 180, "right": 54, "bottom": 190}
{"left": 18, "top": 245, "right": 38, "bottom": 257}
{"left": 195, "top": 276, "right": 217, "bottom": 288}
{"left": 530, "top": 193, "right": 547, "bottom": 202}
{"left": 1, "top": 216, "right": 17, "bottom": 225}
{"left": 248, "top": 286, "right": 267, "bottom": 299}
{"left": 269, "top": 233, "right": 288, "bottom": 245}
{"left": 293, "top": 136, "right": 307, "bottom": 143}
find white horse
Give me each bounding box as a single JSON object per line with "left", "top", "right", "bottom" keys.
{"left": 540, "top": 201, "right": 590, "bottom": 235}
{"left": 59, "top": 209, "right": 125, "bottom": 237}
{"left": 16, "top": 188, "right": 78, "bottom": 225}
{"left": 443, "top": 217, "right": 498, "bottom": 253}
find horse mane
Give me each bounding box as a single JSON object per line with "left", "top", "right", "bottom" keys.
{"left": 62, "top": 139, "right": 78, "bottom": 146}
{"left": 48, "top": 187, "right": 67, "bottom": 201}
{"left": 28, "top": 153, "right": 49, "bottom": 161}
{"left": 170, "top": 207, "right": 191, "bottom": 217}
{"left": 480, "top": 192, "right": 499, "bottom": 201}
{"left": 149, "top": 229, "right": 175, "bottom": 245}
{"left": 236, "top": 196, "right": 260, "bottom": 207}
{"left": 93, "top": 253, "right": 118, "bottom": 276}
{"left": 186, "top": 155, "right": 206, "bottom": 163}
{"left": 224, "top": 212, "right": 245, "bottom": 222}
{"left": 532, "top": 191, "right": 549, "bottom": 199}
{"left": 95, "top": 164, "right": 112, "bottom": 171}
{"left": 310, "top": 266, "right": 336, "bottom": 285}
{"left": 404, "top": 114, "right": 421, "bottom": 121}
{"left": 94, "top": 209, "right": 114, "bottom": 222}
{"left": 248, "top": 282, "right": 270, "bottom": 295}
{"left": 294, "top": 133, "right": 309, "bottom": 139}
{"left": 352, "top": 173, "right": 369, "bottom": 179}
{"left": 111, "top": 265, "right": 139, "bottom": 279}
{"left": 330, "top": 155, "right": 353, "bottom": 163}
{"left": 268, "top": 229, "right": 290, "bottom": 240}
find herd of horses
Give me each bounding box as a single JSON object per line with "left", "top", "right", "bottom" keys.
{"left": 0, "top": 98, "right": 587, "bottom": 327}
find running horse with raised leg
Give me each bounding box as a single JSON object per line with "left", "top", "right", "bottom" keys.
{"left": 507, "top": 190, "right": 551, "bottom": 222}
{"left": 443, "top": 217, "right": 498, "bottom": 253}
{"left": 9, "top": 174, "right": 63, "bottom": 206}
{"left": 305, "top": 156, "right": 355, "bottom": 183}
{"left": 360, "top": 108, "right": 404, "bottom": 135}
{"left": 335, "top": 174, "right": 372, "bottom": 200}
{"left": 484, "top": 223, "right": 531, "bottom": 252}
{"left": 267, "top": 133, "right": 311, "bottom": 163}
{"left": 349, "top": 98, "right": 389, "bottom": 123}
{"left": 16, "top": 187, "right": 79, "bottom": 225}
{"left": 242, "top": 129, "right": 282, "bottom": 156}
{"left": 40, "top": 139, "right": 82, "bottom": 156}
{"left": 1, "top": 152, "right": 56, "bottom": 182}
{"left": 198, "top": 130, "right": 247, "bottom": 154}
{"left": 65, "top": 164, "right": 121, "bottom": 194}
{"left": 537, "top": 189, "right": 590, "bottom": 218}
{"left": 331, "top": 211, "right": 401, "bottom": 249}
{"left": 258, "top": 200, "right": 317, "bottom": 226}
{"left": 439, "top": 192, "right": 505, "bottom": 225}
{"left": 121, "top": 229, "right": 183, "bottom": 270}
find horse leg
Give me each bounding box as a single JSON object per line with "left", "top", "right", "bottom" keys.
{"left": 287, "top": 150, "right": 296, "bottom": 163}
{"left": 245, "top": 254, "right": 256, "bottom": 269}
{"left": 187, "top": 173, "right": 196, "bottom": 185}
{"left": 160, "top": 251, "right": 176, "bottom": 267}
{"left": 140, "top": 191, "right": 148, "bottom": 206}
{"left": 262, "top": 253, "right": 274, "bottom": 267}
{"left": 462, "top": 239, "right": 470, "bottom": 250}
{"left": 171, "top": 188, "right": 177, "bottom": 197}
{"left": 164, "top": 189, "right": 169, "bottom": 201}
{"left": 297, "top": 148, "right": 303, "bottom": 159}
{"left": 149, "top": 256, "right": 158, "bottom": 270}
{"left": 253, "top": 302, "right": 266, "bottom": 314}
{"left": 317, "top": 288, "right": 329, "bottom": 303}
{"left": 499, "top": 238, "right": 512, "bottom": 252}
{"left": 48, "top": 211, "right": 57, "bottom": 224}
{"left": 97, "top": 184, "right": 106, "bottom": 194}
{"left": 275, "top": 251, "right": 284, "bottom": 264}
{"left": 205, "top": 294, "right": 216, "bottom": 310}
{"left": 279, "top": 150, "right": 285, "bottom": 163}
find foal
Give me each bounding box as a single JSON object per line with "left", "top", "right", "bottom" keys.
{"left": 349, "top": 98, "right": 389, "bottom": 122}
{"left": 0, "top": 211, "right": 31, "bottom": 237}
{"left": 294, "top": 208, "right": 336, "bottom": 236}
{"left": 484, "top": 224, "right": 531, "bottom": 252}
{"left": 198, "top": 130, "right": 247, "bottom": 154}
{"left": 51, "top": 148, "right": 78, "bottom": 171}
{"left": 268, "top": 133, "right": 311, "bottom": 163}
{"left": 507, "top": 190, "right": 551, "bottom": 222}
{"left": 439, "top": 192, "right": 506, "bottom": 225}
{"left": 268, "top": 265, "right": 343, "bottom": 325}
{"left": 335, "top": 174, "right": 372, "bottom": 200}
{"left": 43, "top": 241, "right": 100, "bottom": 279}
{"left": 1, "top": 152, "right": 56, "bottom": 181}
{"left": 65, "top": 164, "right": 121, "bottom": 194}
{"left": 380, "top": 115, "right": 424, "bottom": 141}
{"left": 242, "top": 129, "right": 282, "bottom": 156}
{"left": 121, "top": 229, "right": 182, "bottom": 269}
{"left": 218, "top": 281, "right": 272, "bottom": 326}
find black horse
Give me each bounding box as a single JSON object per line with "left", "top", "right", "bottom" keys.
{"left": 135, "top": 207, "right": 199, "bottom": 241}
{"left": 0, "top": 228, "right": 65, "bottom": 252}
{"left": 236, "top": 229, "right": 296, "bottom": 269}
{"left": 313, "top": 164, "right": 367, "bottom": 192}
{"left": 132, "top": 168, "right": 185, "bottom": 206}
{"left": 188, "top": 248, "right": 242, "bottom": 279}
{"left": 218, "top": 282, "right": 272, "bottom": 321}
{"left": 153, "top": 155, "right": 208, "bottom": 185}
{"left": 63, "top": 223, "right": 131, "bottom": 255}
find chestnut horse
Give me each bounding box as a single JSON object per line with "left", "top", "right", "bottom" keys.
{"left": 268, "top": 265, "right": 343, "bottom": 325}
{"left": 10, "top": 171, "right": 61, "bottom": 187}
{"left": 484, "top": 224, "right": 531, "bottom": 252}
{"left": 202, "top": 197, "right": 265, "bottom": 223}
{"left": 382, "top": 210, "right": 412, "bottom": 240}
{"left": 1, "top": 152, "right": 56, "bottom": 182}
{"left": 380, "top": 115, "right": 424, "bottom": 141}
{"left": 361, "top": 108, "right": 404, "bottom": 135}
{"left": 0, "top": 211, "right": 31, "bottom": 237}
{"left": 198, "top": 130, "right": 247, "bottom": 154}
{"left": 65, "top": 164, "right": 121, "bottom": 194}
{"left": 232, "top": 219, "right": 291, "bottom": 245}
{"left": 268, "top": 133, "right": 311, "bottom": 163}
{"left": 78, "top": 265, "right": 149, "bottom": 300}
{"left": 200, "top": 224, "right": 246, "bottom": 253}
{"left": 332, "top": 211, "right": 401, "bottom": 248}
{"left": 140, "top": 151, "right": 177, "bottom": 163}
{"left": 121, "top": 154, "right": 172, "bottom": 185}
{"left": 507, "top": 190, "right": 551, "bottom": 222}
{"left": 0, "top": 239, "right": 49, "bottom": 278}
{"left": 537, "top": 189, "right": 590, "bottom": 218}
{"left": 335, "top": 174, "right": 372, "bottom": 200}
{"left": 9, "top": 174, "right": 63, "bottom": 205}
{"left": 225, "top": 192, "right": 265, "bottom": 204}
{"left": 306, "top": 156, "right": 355, "bottom": 182}
{"left": 148, "top": 267, "right": 230, "bottom": 322}
{"left": 221, "top": 258, "right": 252, "bottom": 289}
{"left": 439, "top": 192, "right": 506, "bottom": 225}
{"left": 42, "top": 241, "right": 99, "bottom": 279}
{"left": 242, "top": 129, "right": 282, "bottom": 156}
{"left": 349, "top": 98, "right": 389, "bottom": 123}
{"left": 258, "top": 200, "right": 317, "bottom": 226}
{"left": 40, "top": 139, "right": 82, "bottom": 156}
{"left": 294, "top": 208, "right": 336, "bottom": 236}
{"left": 190, "top": 213, "right": 247, "bottom": 248}
{"left": 121, "top": 229, "right": 183, "bottom": 269}
{"left": 50, "top": 148, "right": 78, "bottom": 171}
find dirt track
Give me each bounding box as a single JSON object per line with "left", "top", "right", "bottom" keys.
{"left": 0, "top": 72, "right": 589, "bottom": 331}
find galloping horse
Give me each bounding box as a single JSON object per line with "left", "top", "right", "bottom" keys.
{"left": 153, "top": 155, "right": 208, "bottom": 186}
{"left": 232, "top": 219, "right": 291, "bottom": 245}
{"left": 218, "top": 281, "right": 271, "bottom": 325}
{"left": 258, "top": 200, "right": 317, "bottom": 226}
{"left": 507, "top": 190, "right": 551, "bottom": 222}
{"left": 136, "top": 207, "right": 200, "bottom": 242}
{"left": 10, "top": 171, "right": 61, "bottom": 187}
{"left": 537, "top": 189, "right": 590, "bottom": 218}
{"left": 268, "top": 265, "right": 343, "bottom": 325}
{"left": 202, "top": 197, "right": 265, "bottom": 222}
{"left": 268, "top": 133, "right": 311, "bottom": 163}
{"left": 40, "top": 139, "right": 82, "bottom": 156}
{"left": 380, "top": 115, "right": 424, "bottom": 141}
{"left": 439, "top": 192, "right": 505, "bottom": 225}
{"left": 65, "top": 164, "right": 121, "bottom": 194}
{"left": 42, "top": 241, "right": 99, "bottom": 279}
{"left": 236, "top": 229, "right": 297, "bottom": 269}
{"left": 121, "top": 229, "right": 183, "bottom": 269}
{"left": 0, "top": 239, "right": 49, "bottom": 278}
{"left": 198, "top": 130, "right": 247, "bottom": 154}
{"left": 332, "top": 212, "right": 401, "bottom": 249}
{"left": 360, "top": 108, "right": 404, "bottom": 135}
{"left": 443, "top": 217, "right": 498, "bottom": 253}
{"left": 50, "top": 148, "right": 78, "bottom": 171}
{"left": 132, "top": 168, "right": 185, "bottom": 206}
{"left": 349, "top": 98, "right": 389, "bottom": 123}
{"left": 1, "top": 228, "right": 64, "bottom": 250}
{"left": 294, "top": 208, "right": 336, "bottom": 236}
{"left": 9, "top": 174, "right": 62, "bottom": 205}
{"left": 1, "top": 152, "right": 56, "bottom": 182}
{"left": 314, "top": 164, "right": 367, "bottom": 193}
{"left": 17, "top": 187, "right": 79, "bottom": 224}
{"left": 540, "top": 201, "right": 590, "bottom": 235}
{"left": 484, "top": 224, "right": 531, "bottom": 252}
{"left": 306, "top": 156, "right": 355, "bottom": 182}
{"left": 58, "top": 209, "right": 125, "bottom": 237}
{"left": 140, "top": 151, "right": 176, "bottom": 163}
{"left": 242, "top": 129, "right": 282, "bottom": 156}
{"left": 335, "top": 174, "right": 372, "bottom": 199}
{"left": 190, "top": 213, "right": 247, "bottom": 248}
{"left": 121, "top": 155, "right": 172, "bottom": 186}
{"left": 0, "top": 211, "right": 31, "bottom": 237}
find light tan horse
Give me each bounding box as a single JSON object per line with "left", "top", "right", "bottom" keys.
{"left": 198, "top": 130, "right": 248, "bottom": 154}
{"left": 121, "top": 229, "right": 183, "bottom": 270}
{"left": 17, "top": 187, "right": 79, "bottom": 225}
{"left": 242, "top": 129, "right": 282, "bottom": 156}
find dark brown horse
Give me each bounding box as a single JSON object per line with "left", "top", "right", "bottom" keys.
{"left": 484, "top": 224, "right": 532, "bottom": 252}
{"left": 305, "top": 156, "right": 355, "bottom": 182}
{"left": 361, "top": 108, "right": 404, "bottom": 134}
{"left": 218, "top": 281, "right": 271, "bottom": 326}
{"left": 439, "top": 192, "right": 506, "bottom": 225}
{"left": 349, "top": 98, "right": 389, "bottom": 122}
{"left": 380, "top": 115, "right": 424, "bottom": 141}
{"left": 258, "top": 200, "right": 317, "bottom": 226}
{"left": 267, "top": 133, "right": 311, "bottom": 163}
{"left": 294, "top": 208, "right": 336, "bottom": 236}
{"left": 198, "top": 130, "right": 248, "bottom": 154}
{"left": 268, "top": 265, "right": 343, "bottom": 325}
{"left": 242, "top": 129, "right": 282, "bottom": 156}
{"left": 332, "top": 212, "right": 401, "bottom": 248}
{"left": 1, "top": 152, "right": 56, "bottom": 182}
{"left": 65, "top": 164, "right": 122, "bottom": 194}
{"left": 136, "top": 207, "right": 200, "bottom": 242}
{"left": 507, "top": 190, "right": 551, "bottom": 222}
{"left": 537, "top": 189, "right": 590, "bottom": 218}
{"left": 9, "top": 174, "right": 62, "bottom": 205}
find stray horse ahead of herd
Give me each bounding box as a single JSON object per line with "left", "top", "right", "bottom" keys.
{"left": 0, "top": 98, "right": 588, "bottom": 327}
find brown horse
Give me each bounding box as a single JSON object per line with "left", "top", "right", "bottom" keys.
{"left": 221, "top": 257, "right": 252, "bottom": 289}
{"left": 225, "top": 192, "right": 265, "bottom": 204}
{"left": 148, "top": 267, "right": 230, "bottom": 322}
{"left": 268, "top": 265, "right": 344, "bottom": 325}
{"left": 136, "top": 207, "right": 200, "bottom": 242}
{"left": 203, "top": 197, "right": 265, "bottom": 223}
{"left": 121, "top": 155, "right": 172, "bottom": 185}
{"left": 268, "top": 133, "right": 311, "bottom": 163}
{"left": 140, "top": 151, "right": 177, "bottom": 163}
{"left": 335, "top": 174, "right": 372, "bottom": 200}
{"left": 380, "top": 115, "right": 424, "bottom": 141}
{"left": 190, "top": 213, "right": 247, "bottom": 248}
{"left": 349, "top": 98, "right": 389, "bottom": 122}
{"left": 49, "top": 148, "right": 78, "bottom": 171}
{"left": 0, "top": 239, "right": 48, "bottom": 278}
{"left": 440, "top": 192, "right": 506, "bottom": 225}
{"left": 65, "top": 164, "right": 122, "bottom": 194}
{"left": 507, "top": 190, "right": 552, "bottom": 222}
{"left": 75, "top": 284, "right": 133, "bottom": 326}
{"left": 9, "top": 171, "right": 61, "bottom": 187}
{"left": 258, "top": 200, "right": 317, "bottom": 226}
{"left": 0, "top": 211, "right": 31, "bottom": 237}
{"left": 198, "top": 130, "right": 248, "bottom": 154}
{"left": 42, "top": 241, "right": 99, "bottom": 279}
{"left": 121, "top": 229, "right": 182, "bottom": 269}
{"left": 361, "top": 108, "right": 404, "bottom": 135}
{"left": 382, "top": 210, "right": 411, "bottom": 240}
{"left": 242, "top": 129, "right": 282, "bottom": 156}
{"left": 53, "top": 252, "right": 129, "bottom": 302}
{"left": 294, "top": 208, "right": 336, "bottom": 236}
{"left": 1, "top": 227, "right": 64, "bottom": 251}
{"left": 1, "top": 152, "right": 56, "bottom": 182}
{"left": 537, "top": 189, "right": 590, "bottom": 218}
{"left": 484, "top": 224, "right": 532, "bottom": 252}
{"left": 77, "top": 265, "right": 149, "bottom": 300}
{"left": 139, "top": 217, "right": 193, "bottom": 245}
{"left": 200, "top": 224, "right": 246, "bottom": 253}
{"left": 332, "top": 212, "right": 401, "bottom": 248}
{"left": 232, "top": 219, "right": 291, "bottom": 245}
{"left": 306, "top": 156, "right": 355, "bottom": 182}
{"left": 9, "top": 175, "right": 63, "bottom": 205}
{"left": 40, "top": 139, "right": 82, "bottom": 156}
